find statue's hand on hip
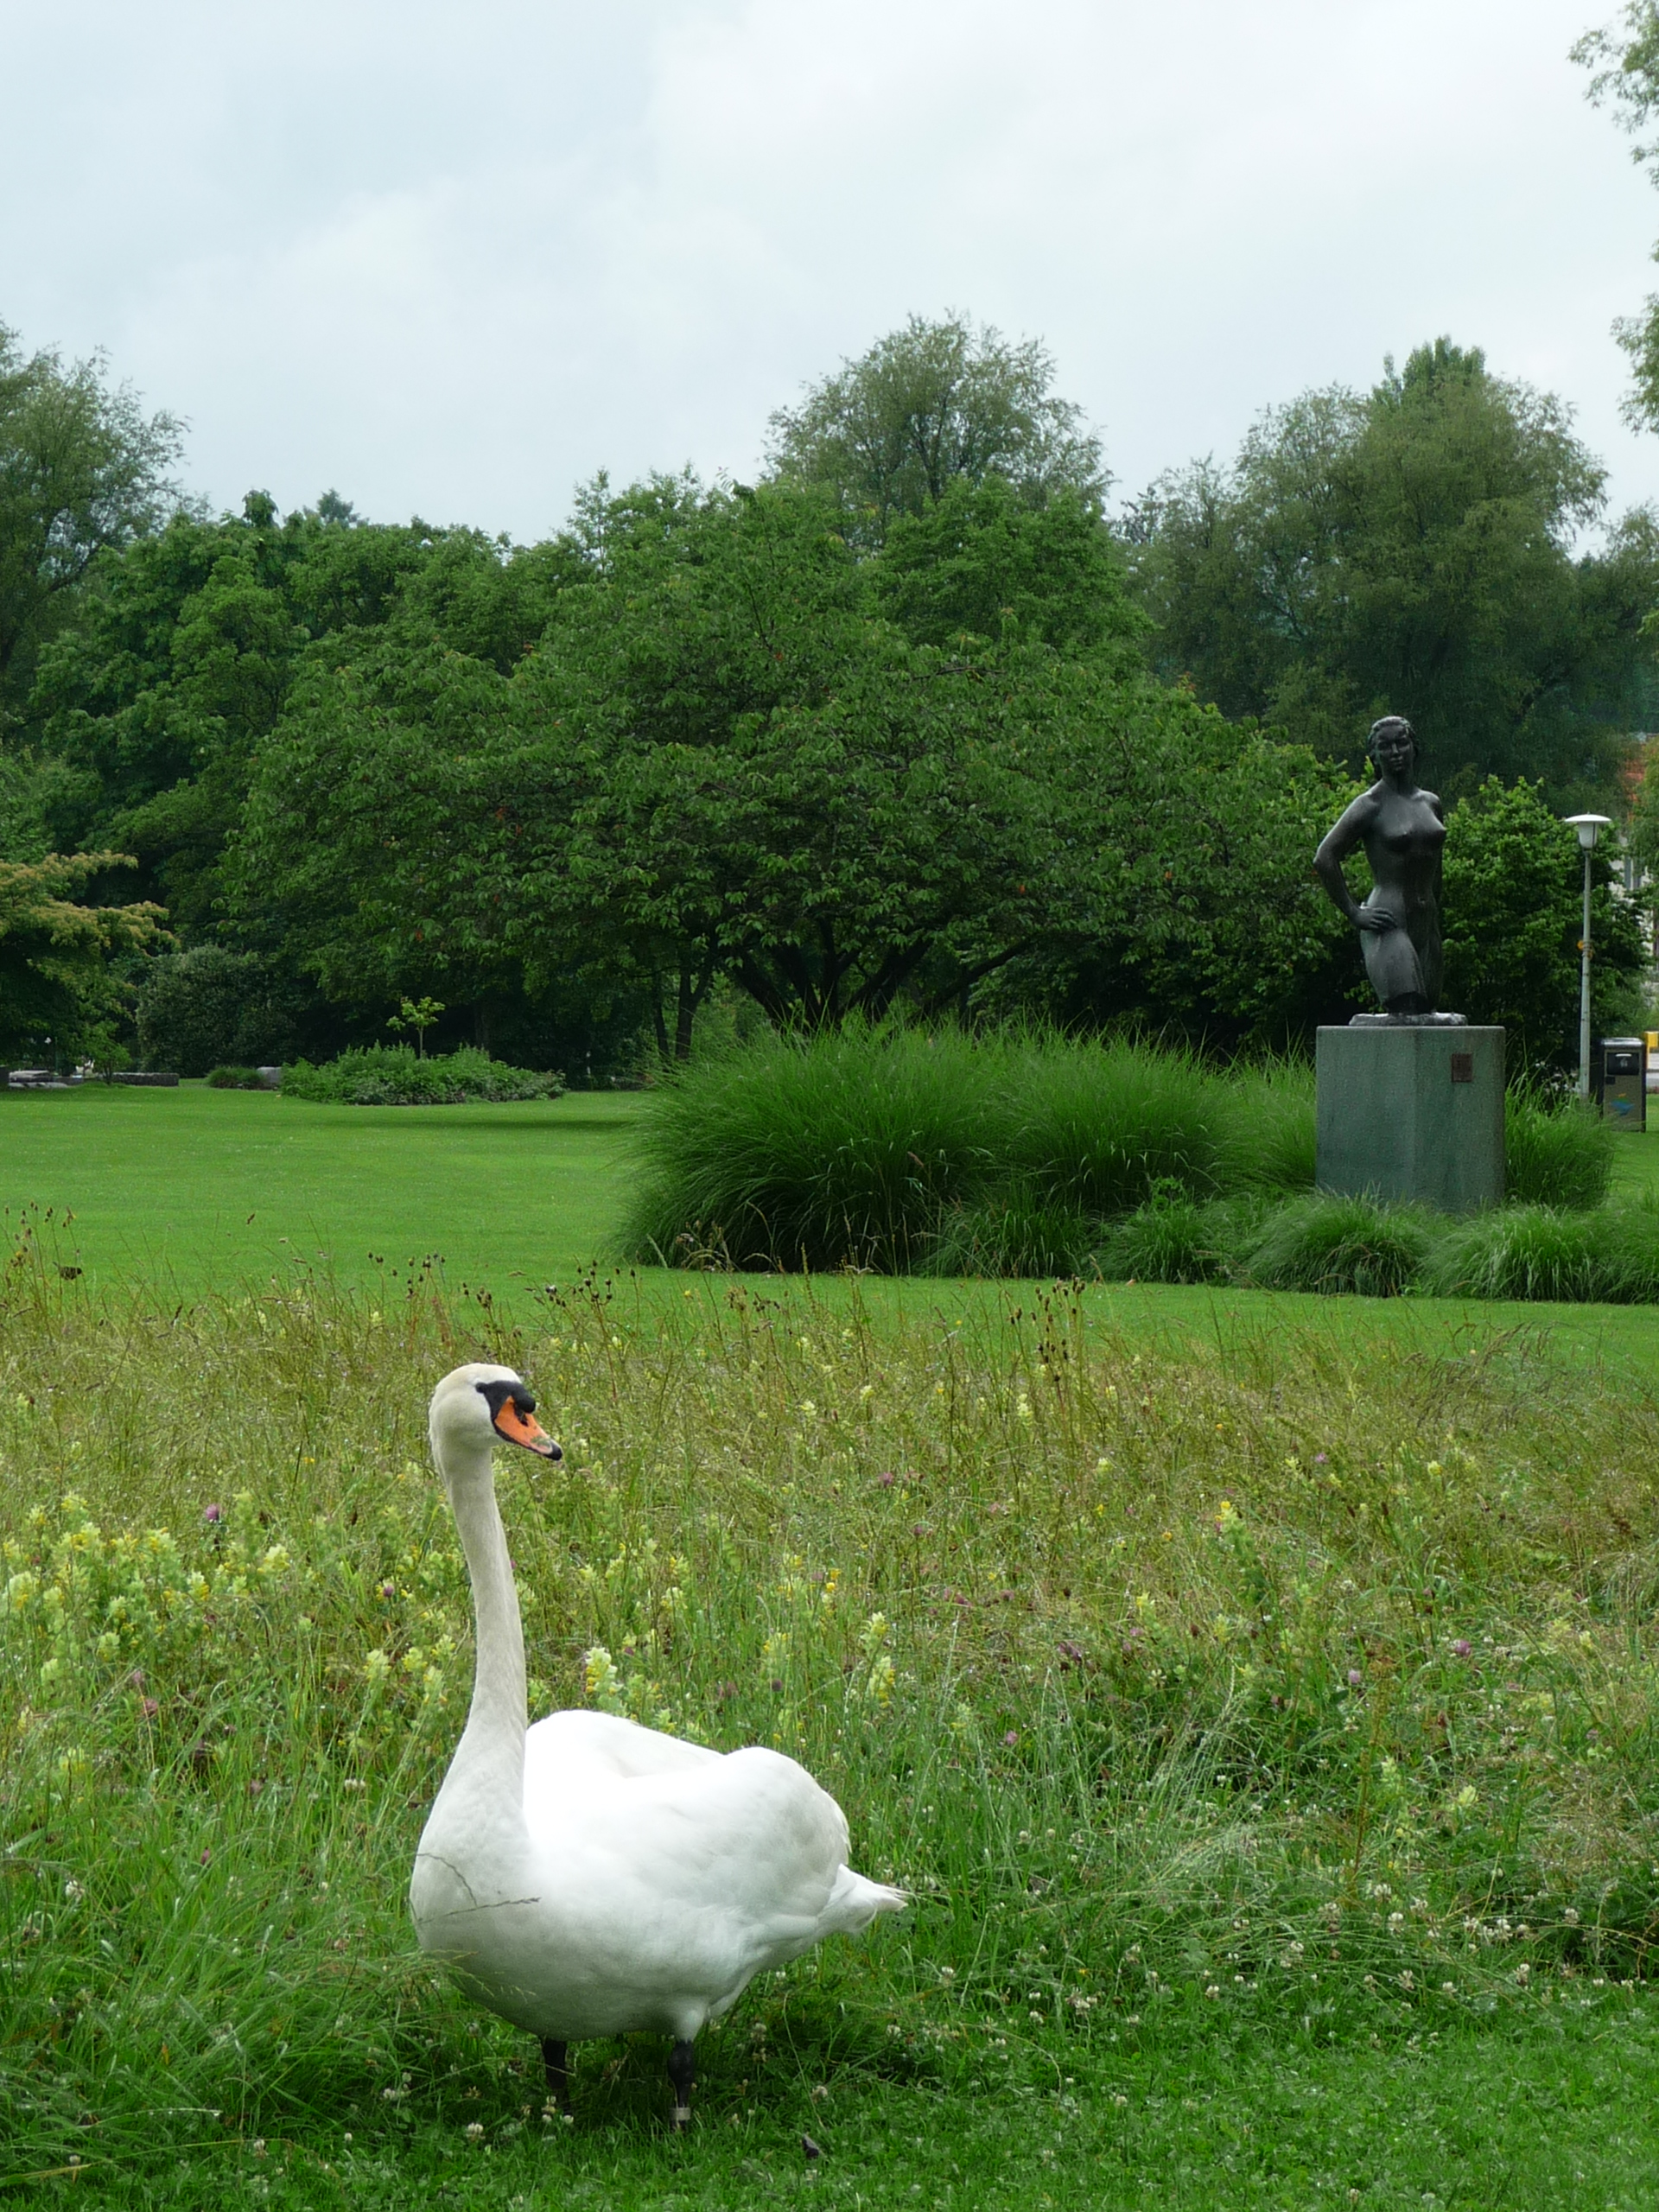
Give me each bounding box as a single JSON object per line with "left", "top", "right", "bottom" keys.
{"left": 1357, "top": 907, "right": 1400, "bottom": 933}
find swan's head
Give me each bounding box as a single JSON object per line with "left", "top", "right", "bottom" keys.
{"left": 429, "top": 1363, "right": 562, "bottom": 1480}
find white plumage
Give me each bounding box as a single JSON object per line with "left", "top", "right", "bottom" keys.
{"left": 409, "top": 1363, "right": 904, "bottom": 2123}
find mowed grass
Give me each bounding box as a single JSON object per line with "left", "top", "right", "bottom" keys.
{"left": 10, "top": 1082, "right": 1659, "bottom": 1398}
{"left": 0, "top": 1084, "right": 641, "bottom": 1294}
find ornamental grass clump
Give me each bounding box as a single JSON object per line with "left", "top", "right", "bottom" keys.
{"left": 623, "top": 1027, "right": 1003, "bottom": 1270}
{"left": 997, "top": 1038, "right": 1227, "bottom": 1216}
{"left": 1426, "top": 1202, "right": 1659, "bottom": 1303}
{"left": 1503, "top": 1091, "right": 1613, "bottom": 1210}
{"left": 1240, "top": 1194, "right": 1434, "bottom": 1297}
{"left": 4, "top": 1242, "right": 1659, "bottom": 2183}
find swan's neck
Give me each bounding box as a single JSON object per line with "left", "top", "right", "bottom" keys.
{"left": 439, "top": 1443, "right": 526, "bottom": 1826}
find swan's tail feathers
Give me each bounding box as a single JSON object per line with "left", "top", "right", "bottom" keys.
{"left": 822, "top": 1865, "right": 908, "bottom": 1935}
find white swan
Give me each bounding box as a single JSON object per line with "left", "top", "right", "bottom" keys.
{"left": 410, "top": 1362, "right": 906, "bottom": 2127}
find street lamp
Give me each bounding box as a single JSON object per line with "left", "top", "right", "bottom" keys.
{"left": 1564, "top": 814, "right": 1614, "bottom": 1101}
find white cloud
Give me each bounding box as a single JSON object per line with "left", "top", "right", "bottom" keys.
{"left": 2, "top": 0, "right": 1656, "bottom": 535}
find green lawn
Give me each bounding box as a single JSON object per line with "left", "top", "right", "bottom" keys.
{"left": 8, "top": 1082, "right": 1659, "bottom": 1378}
{"left": 0, "top": 1082, "right": 642, "bottom": 1295}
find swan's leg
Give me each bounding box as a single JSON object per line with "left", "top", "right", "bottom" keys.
{"left": 541, "top": 2037, "right": 569, "bottom": 2112}
{"left": 667, "top": 2038, "right": 695, "bottom": 2131}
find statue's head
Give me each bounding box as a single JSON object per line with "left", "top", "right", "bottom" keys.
{"left": 1367, "top": 715, "right": 1417, "bottom": 774}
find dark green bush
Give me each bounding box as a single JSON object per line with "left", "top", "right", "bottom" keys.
{"left": 135, "top": 949, "right": 309, "bottom": 1077}
{"left": 1425, "top": 1204, "right": 1659, "bottom": 1302}
{"left": 1503, "top": 1091, "right": 1613, "bottom": 1209}
{"left": 1096, "top": 1192, "right": 1257, "bottom": 1285}
{"left": 1241, "top": 1195, "right": 1433, "bottom": 1297}
{"left": 624, "top": 1029, "right": 1001, "bottom": 1270}
{"left": 927, "top": 1184, "right": 1097, "bottom": 1279}
{"left": 1000, "top": 1038, "right": 1227, "bottom": 1212}
{"left": 205, "top": 1065, "right": 264, "bottom": 1090}
{"left": 282, "top": 1046, "right": 563, "bottom": 1107}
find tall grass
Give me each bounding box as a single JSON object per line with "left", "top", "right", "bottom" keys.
{"left": 622, "top": 1029, "right": 1311, "bottom": 1273}
{"left": 623, "top": 1029, "right": 1618, "bottom": 1288}
{"left": 1504, "top": 1090, "right": 1615, "bottom": 1210}
{"left": 4, "top": 1248, "right": 1659, "bottom": 2183}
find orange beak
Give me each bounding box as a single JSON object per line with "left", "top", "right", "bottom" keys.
{"left": 493, "top": 1400, "right": 560, "bottom": 1457}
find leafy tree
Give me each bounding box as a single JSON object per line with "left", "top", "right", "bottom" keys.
{"left": 234, "top": 474, "right": 1366, "bottom": 1056}
{"left": 1128, "top": 340, "right": 1651, "bottom": 803}
{"left": 1440, "top": 778, "right": 1648, "bottom": 1072}
{"left": 1575, "top": 3, "right": 1659, "bottom": 429}
{"left": 0, "top": 323, "right": 183, "bottom": 721}
{"left": 0, "top": 851, "right": 165, "bottom": 1061}
{"left": 874, "top": 478, "right": 1142, "bottom": 652}
{"left": 766, "top": 313, "right": 1104, "bottom": 546}
{"left": 24, "top": 496, "right": 556, "bottom": 932}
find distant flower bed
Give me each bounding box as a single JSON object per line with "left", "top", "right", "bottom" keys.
{"left": 282, "top": 1046, "right": 564, "bottom": 1106}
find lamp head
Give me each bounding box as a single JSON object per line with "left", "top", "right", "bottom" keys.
{"left": 1564, "top": 812, "right": 1613, "bottom": 853}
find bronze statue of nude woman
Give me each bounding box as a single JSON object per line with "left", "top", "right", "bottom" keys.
{"left": 1313, "top": 715, "right": 1461, "bottom": 1021}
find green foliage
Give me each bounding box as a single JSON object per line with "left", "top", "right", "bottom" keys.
{"left": 1442, "top": 779, "right": 1648, "bottom": 1070}
{"left": 624, "top": 1032, "right": 1313, "bottom": 1274}
{"left": 27, "top": 497, "right": 484, "bottom": 931}
{"left": 999, "top": 1038, "right": 1225, "bottom": 1213}
{"left": 1575, "top": 4, "right": 1659, "bottom": 433}
{"left": 7, "top": 1273, "right": 1659, "bottom": 2187}
{"left": 874, "top": 478, "right": 1140, "bottom": 651}
{"left": 0, "top": 850, "right": 164, "bottom": 1060}
{"left": 624, "top": 1028, "right": 1002, "bottom": 1269}
{"left": 1128, "top": 340, "right": 1649, "bottom": 802}
{"left": 1095, "top": 1190, "right": 1249, "bottom": 1285}
{"left": 204, "top": 1065, "right": 266, "bottom": 1090}
{"left": 281, "top": 1046, "right": 563, "bottom": 1106}
{"left": 0, "top": 321, "right": 183, "bottom": 718}
{"left": 134, "top": 944, "right": 313, "bottom": 1075}
{"left": 1504, "top": 1090, "right": 1615, "bottom": 1208}
{"left": 238, "top": 474, "right": 1354, "bottom": 1050}
{"left": 765, "top": 312, "right": 1104, "bottom": 545}
{"left": 1425, "top": 1202, "right": 1659, "bottom": 1302}
{"left": 626, "top": 1032, "right": 1623, "bottom": 1281}
{"left": 928, "top": 1183, "right": 1099, "bottom": 1280}
{"left": 1240, "top": 1193, "right": 1435, "bottom": 1296}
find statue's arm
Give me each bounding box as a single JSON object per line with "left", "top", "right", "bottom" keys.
{"left": 1313, "top": 797, "right": 1376, "bottom": 928}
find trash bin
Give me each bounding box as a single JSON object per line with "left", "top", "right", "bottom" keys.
{"left": 1601, "top": 1036, "right": 1648, "bottom": 1131}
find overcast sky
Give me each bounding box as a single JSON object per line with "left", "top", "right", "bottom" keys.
{"left": 4, "top": 0, "right": 1658, "bottom": 542}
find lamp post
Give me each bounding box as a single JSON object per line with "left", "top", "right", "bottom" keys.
{"left": 1564, "top": 814, "right": 1614, "bottom": 1101}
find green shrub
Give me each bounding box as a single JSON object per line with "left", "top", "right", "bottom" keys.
{"left": 135, "top": 947, "right": 308, "bottom": 1076}
{"left": 282, "top": 1046, "right": 563, "bottom": 1106}
{"left": 1096, "top": 1191, "right": 1257, "bottom": 1285}
{"left": 1503, "top": 1091, "right": 1613, "bottom": 1210}
{"left": 927, "top": 1183, "right": 1097, "bottom": 1279}
{"left": 1242, "top": 1194, "right": 1433, "bottom": 1296}
{"left": 1217, "top": 1061, "right": 1317, "bottom": 1195}
{"left": 1426, "top": 1204, "right": 1659, "bottom": 1303}
{"left": 1001, "top": 1037, "right": 1225, "bottom": 1213}
{"left": 205, "top": 1065, "right": 262, "bottom": 1090}
{"left": 623, "top": 1029, "right": 1001, "bottom": 1270}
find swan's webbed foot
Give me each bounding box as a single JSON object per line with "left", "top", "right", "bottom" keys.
{"left": 668, "top": 2037, "right": 695, "bottom": 2131}
{"left": 541, "top": 2037, "right": 569, "bottom": 2113}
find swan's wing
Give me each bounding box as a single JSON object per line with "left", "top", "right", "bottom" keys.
{"left": 523, "top": 1710, "right": 721, "bottom": 1827}
{"left": 538, "top": 1746, "right": 854, "bottom": 1944}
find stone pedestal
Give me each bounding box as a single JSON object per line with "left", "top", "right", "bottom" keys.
{"left": 1315, "top": 1024, "right": 1504, "bottom": 1212}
